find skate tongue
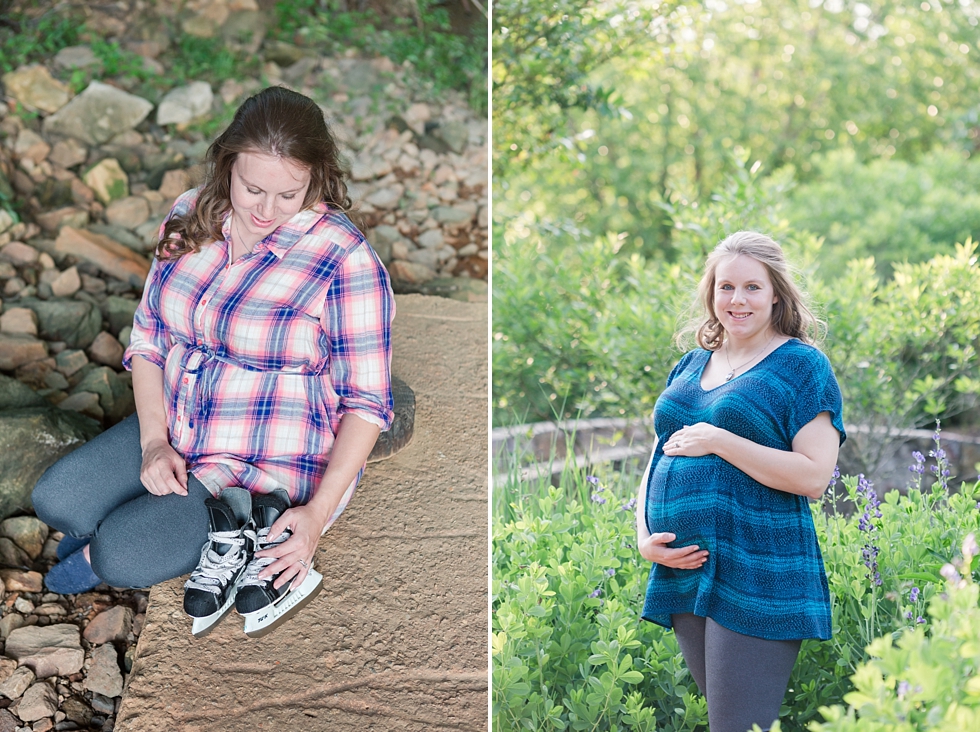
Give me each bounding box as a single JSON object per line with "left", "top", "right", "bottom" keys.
{"left": 204, "top": 498, "right": 238, "bottom": 556}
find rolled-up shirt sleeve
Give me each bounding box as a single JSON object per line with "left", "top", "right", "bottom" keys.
{"left": 322, "top": 239, "right": 395, "bottom": 431}
{"left": 122, "top": 256, "right": 172, "bottom": 371}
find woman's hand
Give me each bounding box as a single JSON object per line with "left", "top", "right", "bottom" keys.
{"left": 661, "top": 423, "right": 721, "bottom": 458}
{"left": 140, "top": 438, "right": 188, "bottom": 496}
{"left": 639, "top": 532, "right": 708, "bottom": 569}
{"left": 257, "top": 504, "right": 327, "bottom": 590}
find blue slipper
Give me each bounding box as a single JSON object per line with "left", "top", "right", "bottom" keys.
{"left": 55, "top": 535, "right": 91, "bottom": 561}
{"left": 44, "top": 548, "right": 102, "bottom": 595}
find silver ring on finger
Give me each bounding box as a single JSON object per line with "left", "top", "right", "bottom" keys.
{"left": 298, "top": 559, "right": 309, "bottom": 569}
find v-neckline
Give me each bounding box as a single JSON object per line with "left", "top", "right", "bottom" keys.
{"left": 697, "top": 339, "right": 796, "bottom": 392}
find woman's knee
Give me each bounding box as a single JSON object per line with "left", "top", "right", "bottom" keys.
{"left": 31, "top": 463, "right": 91, "bottom": 537}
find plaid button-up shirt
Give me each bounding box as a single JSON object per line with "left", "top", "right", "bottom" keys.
{"left": 123, "top": 188, "right": 394, "bottom": 506}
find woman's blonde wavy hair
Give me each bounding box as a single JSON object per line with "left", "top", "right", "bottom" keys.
{"left": 676, "top": 231, "right": 825, "bottom": 351}
{"left": 156, "top": 86, "right": 352, "bottom": 260}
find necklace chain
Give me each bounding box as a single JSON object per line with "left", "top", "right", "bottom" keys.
{"left": 233, "top": 215, "right": 254, "bottom": 255}
{"left": 723, "top": 333, "right": 776, "bottom": 382}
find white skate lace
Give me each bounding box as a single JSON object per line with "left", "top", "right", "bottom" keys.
{"left": 240, "top": 526, "right": 292, "bottom": 587}
{"left": 184, "top": 530, "right": 249, "bottom": 595}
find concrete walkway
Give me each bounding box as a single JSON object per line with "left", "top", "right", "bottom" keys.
{"left": 114, "top": 295, "right": 488, "bottom": 731}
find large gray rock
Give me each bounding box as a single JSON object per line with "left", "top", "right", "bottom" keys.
{"left": 18, "top": 297, "right": 102, "bottom": 349}
{"left": 0, "top": 666, "right": 33, "bottom": 700}
{"left": 70, "top": 366, "right": 135, "bottom": 424}
{"left": 0, "top": 516, "right": 48, "bottom": 559}
{"left": 435, "top": 120, "right": 468, "bottom": 154}
{"left": 0, "top": 374, "right": 45, "bottom": 410}
{"left": 15, "top": 681, "right": 58, "bottom": 722}
{"left": 5, "top": 624, "right": 84, "bottom": 678}
{"left": 100, "top": 295, "right": 139, "bottom": 336}
{"left": 43, "top": 82, "right": 153, "bottom": 146}
{"left": 156, "top": 81, "right": 213, "bottom": 126}
{"left": 84, "top": 644, "right": 123, "bottom": 698}
{"left": 0, "top": 407, "right": 101, "bottom": 521}
{"left": 53, "top": 45, "right": 101, "bottom": 71}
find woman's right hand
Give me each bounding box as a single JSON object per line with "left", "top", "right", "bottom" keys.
{"left": 638, "top": 532, "right": 708, "bottom": 569}
{"left": 140, "top": 438, "right": 188, "bottom": 496}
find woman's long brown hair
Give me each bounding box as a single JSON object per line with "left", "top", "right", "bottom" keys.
{"left": 157, "top": 86, "right": 352, "bottom": 260}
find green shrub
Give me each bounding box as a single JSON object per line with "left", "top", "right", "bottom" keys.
{"left": 492, "top": 434, "right": 980, "bottom": 731}
{"left": 493, "top": 165, "right": 980, "bottom": 446}
{"left": 786, "top": 149, "right": 980, "bottom": 279}
{"left": 812, "top": 533, "right": 980, "bottom": 731}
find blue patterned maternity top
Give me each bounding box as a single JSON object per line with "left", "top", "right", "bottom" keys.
{"left": 642, "top": 339, "right": 845, "bottom": 641}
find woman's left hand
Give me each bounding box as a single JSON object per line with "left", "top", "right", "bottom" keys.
{"left": 256, "top": 504, "right": 328, "bottom": 590}
{"left": 661, "top": 423, "right": 722, "bottom": 457}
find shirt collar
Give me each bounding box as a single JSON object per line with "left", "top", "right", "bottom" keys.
{"left": 221, "top": 202, "right": 330, "bottom": 259}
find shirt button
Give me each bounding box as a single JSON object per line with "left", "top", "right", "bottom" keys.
{"left": 183, "top": 377, "right": 189, "bottom": 384}
{"left": 176, "top": 415, "right": 182, "bottom": 421}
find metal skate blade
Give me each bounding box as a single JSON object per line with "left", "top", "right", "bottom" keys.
{"left": 242, "top": 569, "right": 323, "bottom": 638}
{"left": 190, "top": 589, "right": 238, "bottom": 638}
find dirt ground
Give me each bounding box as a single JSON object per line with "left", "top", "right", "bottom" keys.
{"left": 113, "top": 294, "right": 488, "bottom": 731}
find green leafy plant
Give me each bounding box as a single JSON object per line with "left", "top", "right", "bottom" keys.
{"left": 493, "top": 430, "right": 980, "bottom": 731}
{"left": 812, "top": 533, "right": 980, "bottom": 731}
{"left": 0, "top": 9, "right": 80, "bottom": 73}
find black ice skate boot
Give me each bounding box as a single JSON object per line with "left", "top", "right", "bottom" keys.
{"left": 183, "top": 487, "right": 253, "bottom": 637}
{"left": 236, "top": 488, "right": 323, "bottom": 637}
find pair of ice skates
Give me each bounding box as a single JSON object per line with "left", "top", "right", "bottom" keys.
{"left": 183, "top": 487, "right": 323, "bottom": 638}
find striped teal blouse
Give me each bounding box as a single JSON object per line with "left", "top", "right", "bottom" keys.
{"left": 642, "top": 339, "right": 845, "bottom": 641}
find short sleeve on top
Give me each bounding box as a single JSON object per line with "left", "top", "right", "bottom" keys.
{"left": 665, "top": 350, "right": 697, "bottom": 388}
{"left": 788, "top": 349, "right": 846, "bottom": 446}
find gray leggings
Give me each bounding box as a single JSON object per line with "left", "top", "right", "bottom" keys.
{"left": 31, "top": 413, "right": 211, "bottom": 589}
{"left": 671, "top": 614, "right": 801, "bottom": 732}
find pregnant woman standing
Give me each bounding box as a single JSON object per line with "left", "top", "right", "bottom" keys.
{"left": 636, "top": 231, "right": 844, "bottom": 732}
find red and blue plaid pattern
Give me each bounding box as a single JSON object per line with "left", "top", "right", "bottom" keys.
{"left": 123, "top": 189, "right": 394, "bottom": 505}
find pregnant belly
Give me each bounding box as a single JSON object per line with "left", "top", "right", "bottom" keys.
{"left": 646, "top": 454, "right": 722, "bottom": 548}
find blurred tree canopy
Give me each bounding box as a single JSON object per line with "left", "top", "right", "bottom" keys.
{"left": 493, "top": 0, "right": 980, "bottom": 265}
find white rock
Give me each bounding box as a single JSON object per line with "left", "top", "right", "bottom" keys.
{"left": 417, "top": 229, "right": 444, "bottom": 249}
{"left": 365, "top": 184, "right": 404, "bottom": 210}
{"left": 43, "top": 81, "right": 153, "bottom": 146}
{"left": 156, "top": 81, "right": 214, "bottom": 126}
{"left": 0, "top": 308, "right": 38, "bottom": 336}
{"left": 50, "top": 267, "right": 81, "bottom": 298}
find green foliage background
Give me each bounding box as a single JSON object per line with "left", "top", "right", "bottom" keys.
{"left": 493, "top": 0, "right": 980, "bottom": 729}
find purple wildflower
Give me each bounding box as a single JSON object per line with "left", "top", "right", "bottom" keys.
{"left": 897, "top": 680, "right": 910, "bottom": 699}
{"left": 827, "top": 465, "right": 840, "bottom": 490}
{"left": 590, "top": 493, "right": 607, "bottom": 505}
{"left": 605, "top": 568, "right": 615, "bottom": 577}
{"left": 857, "top": 475, "right": 883, "bottom": 586}
{"left": 917, "top": 616, "right": 925, "bottom": 624}
{"left": 905, "top": 611, "right": 913, "bottom": 621}
{"left": 940, "top": 563, "right": 961, "bottom": 583}
{"left": 909, "top": 586, "right": 919, "bottom": 603}
{"left": 912, "top": 451, "right": 924, "bottom": 463}
{"left": 621, "top": 498, "right": 637, "bottom": 512}
{"left": 586, "top": 475, "right": 600, "bottom": 486}
{"left": 589, "top": 587, "right": 602, "bottom": 598}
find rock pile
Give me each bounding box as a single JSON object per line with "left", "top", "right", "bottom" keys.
{"left": 0, "top": 12, "right": 487, "bottom": 512}
{"left": 0, "top": 516, "right": 144, "bottom": 732}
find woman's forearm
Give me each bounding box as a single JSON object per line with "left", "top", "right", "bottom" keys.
{"left": 306, "top": 412, "right": 381, "bottom": 529}
{"left": 131, "top": 356, "right": 170, "bottom": 449}
{"left": 708, "top": 417, "right": 838, "bottom": 499}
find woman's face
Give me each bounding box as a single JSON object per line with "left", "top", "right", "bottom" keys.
{"left": 229, "top": 151, "right": 312, "bottom": 238}
{"left": 712, "top": 254, "right": 778, "bottom": 342}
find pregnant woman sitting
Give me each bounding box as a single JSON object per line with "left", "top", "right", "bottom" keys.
{"left": 636, "top": 231, "right": 844, "bottom": 732}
